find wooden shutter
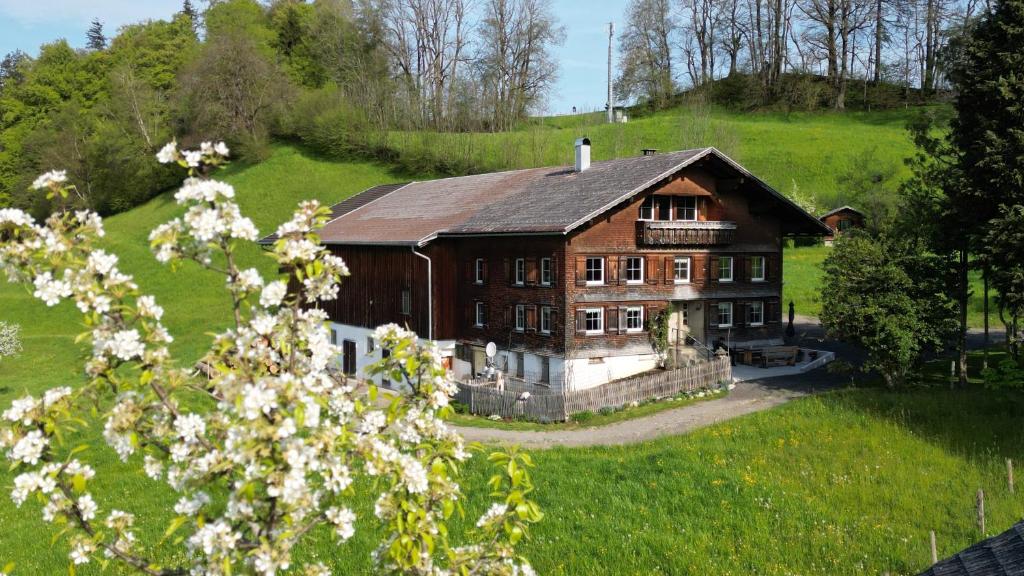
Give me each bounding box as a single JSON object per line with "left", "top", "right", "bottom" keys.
{"left": 646, "top": 256, "right": 658, "bottom": 284}
{"left": 526, "top": 305, "right": 538, "bottom": 332}
{"left": 616, "top": 256, "right": 627, "bottom": 285}
{"left": 526, "top": 257, "right": 538, "bottom": 285}
{"left": 549, "top": 255, "right": 557, "bottom": 287}
{"left": 504, "top": 258, "right": 511, "bottom": 286}
{"left": 769, "top": 254, "right": 780, "bottom": 282}
{"left": 481, "top": 303, "right": 489, "bottom": 327}
{"left": 664, "top": 256, "right": 674, "bottom": 284}
{"left": 481, "top": 259, "right": 488, "bottom": 283}
{"left": 767, "top": 299, "right": 780, "bottom": 323}
{"left": 504, "top": 305, "right": 512, "bottom": 328}
{"left": 741, "top": 256, "right": 751, "bottom": 283}
{"left": 606, "top": 307, "right": 619, "bottom": 334}
{"left": 619, "top": 306, "right": 629, "bottom": 333}
{"left": 575, "top": 309, "right": 586, "bottom": 334}
{"left": 735, "top": 302, "right": 746, "bottom": 327}
{"left": 463, "top": 260, "right": 473, "bottom": 283}
{"left": 706, "top": 300, "right": 716, "bottom": 330}
{"left": 709, "top": 255, "right": 720, "bottom": 287}
{"left": 692, "top": 254, "right": 704, "bottom": 284}
{"left": 575, "top": 256, "right": 586, "bottom": 286}
{"left": 549, "top": 308, "right": 558, "bottom": 335}
{"left": 466, "top": 302, "right": 473, "bottom": 327}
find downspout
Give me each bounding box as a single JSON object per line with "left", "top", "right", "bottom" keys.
{"left": 411, "top": 246, "right": 433, "bottom": 341}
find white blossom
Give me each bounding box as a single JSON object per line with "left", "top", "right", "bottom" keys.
{"left": 476, "top": 503, "right": 508, "bottom": 528}
{"left": 31, "top": 170, "right": 67, "bottom": 190}
{"left": 9, "top": 429, "right": 47, "bottom": 465}
{"left": 260, "top": 281, "right": 287, "bottom": 308}
{"left": 325, "top": 507, "right": 356, "bottom": 541}
{"left": 156, "top": 141, "right": 178, "bottom": 164}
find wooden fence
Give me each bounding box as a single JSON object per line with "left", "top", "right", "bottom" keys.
{"left": 454, "top": 356, "right": 732, "bottom": 422}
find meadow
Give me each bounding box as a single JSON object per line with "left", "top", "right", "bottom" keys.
{"left": 0, "top": 106, "right": 1010, "bottom": 574}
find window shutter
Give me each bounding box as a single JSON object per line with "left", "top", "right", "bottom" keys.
{"left": 526, "top": 257, "right": 538, "bottom": 285}
{"left": 575, "top": 309, "right": 586, "bottom": 334}
{"left": 482, "top": 303, "right": 489, "bottom": 328}
{"left": 617, "top": 256, "right": 627, "bottom": 285}
{"left": 706, "top": 300, "right": 716, "bottom": 330}
{"left": 504, "top": 305, "right": 512, "bottom": 328}
{"left": 735, "top": 302, "right": 746, "bottom": 327}
{"left": 664, "top": 256, "right": 674, "bottom": 284}
{"left": 463, "top": 260, "right": 472, "bottom": 283}
{"left": 709, "top": 255, "right": 719, "bottom": 286}
{"left": 769, "top": 255, "right": 780, "bottom": 282}
{"left": 618, "top": 306, "right": 628, "bottom": 333}
{"left": 646, "top": 256, "right": 658, "bottom": 284}
{"left": 693, "top": 254, "right": 704, "bottom": 284}
{"left": 504, "top": 258, "right": 511, "bottom": 286}
{"left": 550, "top": 309, "right": 558, "bottom": 335}
{"left": 575, "top": 256, "right": 586, "bottom": 286}
{"left": 550, "top": 255, "right": 557, "bottom": 287}
{"left": 606, "top": 307, "right": 619, "bottom": 334}
{"left": 767, "top": 299, "right": 780, "bottom": 323}
{"left": 741, "top": 256, "right": 751, "bottom": 283}
{"left": 481, "top": 259, "right": 488, "bottom": 283}
{"left": 466, "top": 302, "right": 473, "bottom": 326}
{"left": 526, "top": 305, "right": 538, "bottom": 331}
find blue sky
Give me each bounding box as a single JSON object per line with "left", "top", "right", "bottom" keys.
{"left": 0, "top": 0, "right": 625, "bottom": 115}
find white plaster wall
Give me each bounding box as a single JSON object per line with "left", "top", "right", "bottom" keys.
{"left": 564, "top": 353, "right": 660, "bottom": 391}
{"left": 329, "top": 322, "right": 454, "bottom": 389}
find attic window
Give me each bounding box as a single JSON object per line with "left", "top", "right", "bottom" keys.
{"left": 676, "top": 197, "right": 698, "bottom": 221}
{"left": 639, "top": 196, "right": 672, "bottom": 221}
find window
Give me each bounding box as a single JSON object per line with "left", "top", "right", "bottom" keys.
{"left": 717, "top": 302, "right": 733, "bottom": 328}
{"left": 838, "top": 218, "right": 853, "bottom": 231}
{"left": 401, "top": 288, "right": 412, "bottom": 314}
{"left": 474, "top": 258, "right": 485, "bottom": 284}
{"left": 639, "top": 196, "right": 672, "bottom": 221}
{"left": 366, "top": 336, "right": 375, "bottom": 353}
{"left": 674, "top": 256, "right": 691, "bottom": 283}
{"left": 515, "top": 304, "right": 526, "bottom": 332}
{"left": 751, "top": 256, "right": 766, "bottom": 282}
{"left": 682, "top": 302, "right": 689, "bottom": 326}
{"left": 330, "top": 328, "right": 338, "bottom": 345}
{"left": 474, "top": 302, "right": 486, "bottom": 327}
{"left": 514, "top": 258, "right": 525, "bottom": 286}
{"left": 342, "top": 340, "right": 356, "bottom": 375}
{"left": 676, "top": 196, "right": 697, "bottom": 221}
{"left": 625, "top": 256, "right": 644, "bottom": 284}
{"left": 540, "top": 258, "right": 552, "bottom": 286}
{"left": 585, "top": 257, "right": 604, "bottom": 285}
{"left": 748, "top": 301, "right": 764, "bottom": 326}
{"left": 584, "top": 308, "right": 604, "bottom": 334}
{"left": 718, "top": 256, "right": 734, "bottom": 282}
{"left": 625, "top": 306, "right": 644, "bottom": 332}
{"left": 540, "top": 306, "right": 552, "bottom": 334}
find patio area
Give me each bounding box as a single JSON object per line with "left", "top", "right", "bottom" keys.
{"left": 730, "top": 348, "right": 835, "bottom": 382}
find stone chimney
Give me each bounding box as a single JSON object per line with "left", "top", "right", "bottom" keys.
{"left": 575, "top": 137, "right": 591, "bottom": 172}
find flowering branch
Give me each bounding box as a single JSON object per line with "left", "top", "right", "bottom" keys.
{"left": 0, "top": 141, "right": 541, "bottom": 575}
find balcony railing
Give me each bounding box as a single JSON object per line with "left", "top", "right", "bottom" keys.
{"left": 639, "top": 220, "right": 737, "bottom": 246}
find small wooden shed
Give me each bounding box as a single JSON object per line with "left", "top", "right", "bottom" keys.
{"left": 819, "top": 206, "right": 865, "bottom": 245}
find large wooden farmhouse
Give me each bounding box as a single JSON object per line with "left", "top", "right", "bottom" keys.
{"left": 286, "top": 141, "right": 829, "bottom": 391}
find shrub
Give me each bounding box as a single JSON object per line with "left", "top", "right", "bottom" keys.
{"left": 573, "top": 411, "right": 595, "bottom": 424}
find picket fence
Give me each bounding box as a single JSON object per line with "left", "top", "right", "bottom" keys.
{"left": 454, "top": 356, "right": 732, "bottom": 422}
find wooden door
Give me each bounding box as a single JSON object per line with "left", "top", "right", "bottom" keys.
{"left": 342, "top": 340, "right": 356, "bottom": 376}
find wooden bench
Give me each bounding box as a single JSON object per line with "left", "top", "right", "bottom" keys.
{"left": 761, "top": 346, "right": 799, "bottom": 367}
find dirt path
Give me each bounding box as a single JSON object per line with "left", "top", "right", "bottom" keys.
{"left": 454, "top": 380, "right": 807, "bottom": 448}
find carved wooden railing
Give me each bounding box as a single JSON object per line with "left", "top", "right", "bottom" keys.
{"left": 638, "top": 220, "right": 737, "bottom": 246}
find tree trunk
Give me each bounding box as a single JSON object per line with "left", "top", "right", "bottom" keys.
{"left": 873, "top": 0, "right": 883, "bottom": 83}
{"left": 958, "top": 246, "right": 969, "bottom": 387}
{"left": 983, "top": 263, "right": 989, "bottom": 370}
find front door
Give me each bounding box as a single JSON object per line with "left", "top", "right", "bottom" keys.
{"left": 668, "top": 301, "right": 705, "bottom": 364}
{"left": 342, "top": 340, "right": 357, "bottom": 376}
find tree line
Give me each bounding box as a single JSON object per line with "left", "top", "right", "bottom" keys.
{"left": 616, "top": 0, "right": 991, "bottom": 109}
{"left": 0, "top": 0, "right": 564, "bottom": 215}
{"left": 820, "top": 0, "right": 1024, "bottom": 388}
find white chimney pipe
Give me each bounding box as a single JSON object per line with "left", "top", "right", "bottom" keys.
{"left": 575, "top": 137, "right": 591, "bottom": 172}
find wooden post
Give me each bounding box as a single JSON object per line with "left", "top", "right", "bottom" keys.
{"left": 930, "top": 530, "right": 937, "bottom": 564}
{"left": 977, "top": 489, "right": 986, "bottom": 535}
{"left": 1009, "top": 459, "right": 1015, "bottom": 494}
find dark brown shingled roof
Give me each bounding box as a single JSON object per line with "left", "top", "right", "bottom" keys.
{"left": 920, "top": 521, "right": 1024, "bottom": 576}
{"left": 302, "top": 147, "right": 830, "bottom": 246}
{"left": 819, "top": 205, "right": 865, "bottom": 219}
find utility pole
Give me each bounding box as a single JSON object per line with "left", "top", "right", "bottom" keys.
{"left": 607, "top": 21, "right": 615, "bottom": 124}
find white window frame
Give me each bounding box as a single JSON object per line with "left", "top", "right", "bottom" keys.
{"left": 638, "top": 196, "right": 654, "bottom": 220}
{"left": 540, "top": 257, "right": 552, "bottom": 286}
{"left": 676, "top": 196, "right": 698, "bottom": 221}
{"left": 625, "top": 256, "right": 644, "bottom": 284}
{"left": 585, "top": 257, "right": 604, "bottom": 286}
{"left": 514, "top": 258, "right": 525, "bottom": 286}
{"left": 540, "top": 306, "right": 552, "bottom": 334}
{"left": 717, "top": 302, "right": 733, "bottom": 328}
{"left": 474, "top": 258, "right": 485, "bottom": 284}
{"left": 624, "top": 306, "right": 644, "bottom": 333}
{"left": 748, "top": 301, "right": 764, "bottom": 326}
{"left": 719, "top": 256, "right": 734, "bottom": 283}
{"left": 515, "top": 304, "right": 526, "bottom": 332}
{"left": 584, "top": 308, "right": 604, "bottom": 335}
{"left": 751, "top": 256, "right": 766, "bottom": 282}
{"left": 674, "top": 256, "right": 691, "bottom": 284}
{"left": 474, "top": 302, "right": 485, "bottom": 327}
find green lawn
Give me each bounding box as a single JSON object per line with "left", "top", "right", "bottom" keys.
{"left": 783, "top": 244, "right": 995, "bottom": 329}
{"left": 382, "top": 105, "right": 931, "bottom": 209}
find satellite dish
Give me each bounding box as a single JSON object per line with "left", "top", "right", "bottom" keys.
{"left": 485, "top": 342, "right": 497, "bottom": 358}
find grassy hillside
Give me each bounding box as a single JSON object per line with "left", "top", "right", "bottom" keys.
{"left": 382, "top": 105, "right": 934, "bottom": 209}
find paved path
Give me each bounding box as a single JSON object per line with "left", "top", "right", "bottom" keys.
{"left": 455, "top": 377, "right": 815, "bottom": 449}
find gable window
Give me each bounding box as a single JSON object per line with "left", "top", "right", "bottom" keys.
{"left": 474, "top": 258, "right": 485, "bottom": 284}
{"left": 515, "top": 304, "right": 526, "bottom": 332}
{"left": 585, "top": 257, "right": 604, "bottom": 285}
{"left": 625, "top": 306, "right": 644, "bottom": 333}
{"left": 717, "top": 302, "right": 733, "bottom": 328}
{"left": 748, "top": 301, "right": 764, "bottom": 326}
{"left": 540, "top": 306, "right": 552, "bottom": 334}
{"left": 514, "top": 258, "right": 525, "bottom": 286}
{"left": 401, "top": 288, "right": 412, "bottom": 314}
{"left": 676, "top": 197, "right": 698, "bottom": 221}
{"left": 674, "top": 256, "right": 691, "bottom": 283}
{"left": 540, "top": 257, "right": 552, "bottom": 286}
{"left": 639, "top": 196, "right": 672, "bottom": 221}
{"left": 838, "top": 218, "right": 853, "bottom": 231}
{"left": 584, "top": 308, "right": 604, "bottom": 334}
{"left": 474, "top": 302, "right": 486, "bottom": 327}
{"left": 625, "top": 256, "right": 644, "bottom": 284}
{"left": 718, "top": 256, "right": 734, "bottom": 282}
{"left": 751, "top": 256, "right": 766, "bottom": 282}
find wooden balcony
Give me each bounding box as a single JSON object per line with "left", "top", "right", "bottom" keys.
{"left": 639, "top": 220, "right": 737, "bottom": 246}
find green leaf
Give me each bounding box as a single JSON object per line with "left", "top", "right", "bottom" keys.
{"left": 71, "top": 474, "right": 86, "bottom": 494}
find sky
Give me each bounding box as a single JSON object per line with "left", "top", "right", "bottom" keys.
{"left": 0, "top": 0, "right": 625, "bottom": 115}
